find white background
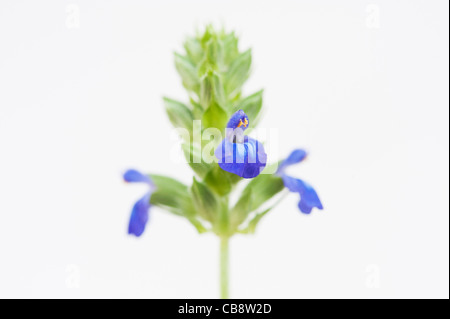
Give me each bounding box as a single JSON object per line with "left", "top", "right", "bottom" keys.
{"left": 0, "top": 0, "right": 448, "bottom": 298}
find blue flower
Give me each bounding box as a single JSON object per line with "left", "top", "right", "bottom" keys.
{"left": 123, "top": 169, "right": 155, "bottom": 236}
{"left": 215, "top": 110, "right": 267, "bottom": 178}
{"left": 277, "top": 150, "right": 323, "bottom": 214}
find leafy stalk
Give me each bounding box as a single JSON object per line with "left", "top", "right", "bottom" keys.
{"left": 157, "top": 26, "right": 291, "bottom": 298}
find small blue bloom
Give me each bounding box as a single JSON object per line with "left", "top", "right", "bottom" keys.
{"left": 277, "top": 150, "right": 323, "bottom": 214}
{"left": 226, "top": 109, "right": 249, "bottom": 131}
{"left": 123, "top": 169, "right": 155, "bottom": 236}
{"left": 215, "top": 110, "right": 267, "bottom": 178}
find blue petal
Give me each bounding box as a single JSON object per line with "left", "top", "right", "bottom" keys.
{"left": 277, "top": 149, "right": 307, "bottom": 173}
{"left": 128, "top": 192, "right": 151, "bottom": 237}
{"left": 227, "top": 110, "right": 249, "bottom": 130}
{"left": 215, "top": 137, "right": 267, "bottom": 178}
{"left": 123, "top": 169, "right": 155, "bottom": 236}
{"left": 123, "top": 169, "right": 153, "bottom": 185}
{"left": 282, "top": 175, "right": 323, "bottom": 214}
{"left": 243, "top": 137, "right": 267, "bottom": 177}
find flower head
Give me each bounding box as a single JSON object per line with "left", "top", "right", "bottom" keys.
{"left": 123, "top": 169, "right": 155, "bottom": 236}
{"left": 215, "top": 110, "right": 267, "bottom": 178}
{"left": 277, "top": 150, "right": 323, "bottom": 214}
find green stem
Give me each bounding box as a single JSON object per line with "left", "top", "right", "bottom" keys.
{"left": 220, "top": 236, "right": 229, "bottom": 299}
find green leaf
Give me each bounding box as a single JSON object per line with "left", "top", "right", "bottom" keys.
{"left": 221, "top": 32, "right": 239, "bottom": 66}
{"left": 225, "top": 49, "right": 251, "bottom": 98}
{"left": 227, "top": 171, "right": 243, "bottom": 184}
{"left": 235, "top": 90, "right": 263, "bottom": 125}
{"left": 205, "top": 38, "right": 223, "bottom": 69}
{"left": 204, "top": 164, "right": 232, "bottom": 196}
{"left": 184, "top": 37, "right": 204, "bottom": 65}
{"left": 199, "top": 73, "right": 212, "bottom": 109}
{"left": 230, "top": 188, "right": 253, "bottom": 228}
{"left": 149, "top": 175, "right": 192, "bottom": 213}
{"left": 174, "top": 53, "right": 200, "bottom": 93}
{"left": 181, "top": 143, "right": 213, "bottom": 178}
{"left": 233, "top": 174, "right": 288, "bottom": 233}
{"left": 238, "top": 188, "right": 287, "bottom": 234}
{"left": 163, "top": 97, "right": 193, "bottom": 134}
{"left": 211, "top": 72, "right": 226, "bottom": 108}
{"left": 189, "top": 98, "right": 204, "bottom": 120}
{"left": 238, "top": 174, "right": 284, "bottom": 213}
{"left": 186, "top": 217, "right": 208, "bottom": 234}
{"left": 191, "top": 177, "right": 219, "bottom": 223}
{"left": 199, "top": 72, "right": 227, "bottom": 110}
{"left": 149, "top": 174, "right": 207, "bottom": 233}
{"left": 239, "top": 207, "right": 271, "bottom": 234}
{"left": 202, "top": 101, "right": 228, "bottom": 132}
{"left": 200, "top": 25, "right": 214, "bottom": 47}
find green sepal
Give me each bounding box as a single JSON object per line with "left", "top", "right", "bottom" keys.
{"left": 221, "top": 32, "right": 239, "bottom": 67}
{"left": 174, "top": 53, "right": 200, "bottom": 93}
{"left": 227, "top": 171, "right": 243, "bottom": 184}
{"left": 211, "top": 72, "right": 226, "bottom": 108}
{"left": 181, "top": 143, "right": 213, "bottom": 178}
{"left": 238, "top": 207, "right": 271, "bottom": 234}
{"left": 204, "top": 164, "right": 232, "bottom": 196}
{"left": 204, "top": 38, "right": 223, "bottom": 71}
{"left": 149, "top": 174, "right": 206, "bottom": 233}
{"left": 199, "top": 72, "right": 212, "bottom": 110}
{"left": 189, "top": 98, "right": 204, "bottom": 120}
{"left": 238, "top": 187, "right": 287, "bottom": 234}
{"left": 202, "top": 101, "right": 228, "bottom": 132}
{"left": 230, "top": 188, "right": 253, "bottom": 229}
{"left": 184, "top": 37, "right": 204, "bottom": 65}
{"left": 233, "top": 174, "right": 284, "bottom": 217}
{"left": 199, "top": 71, "right": 227, "bottom": 110}
{"left": 186, "top": 216, "right": 208, "bottom": 234}
{"left": 163, "top": 97, "right": 193, "bottom": 135}
{"left": 225, "top": 49, "right": 251, "bottom": 99}
{"left": 149, "top": 174, "right": 193, "bottom": 214}
{"left": 200, "top": 25, "right": 214, "bottom": 47}
{"left": 191, "top": 177, "right": 219, "bottom": 223}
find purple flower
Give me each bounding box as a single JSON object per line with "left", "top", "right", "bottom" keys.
{"left": 123, "top": 169, "right": 155, "bottom": 236}
{"left": 215, "top": 110, "right": 267, "bottom": 178}
{"left": 277, "top": 150, "right": 323, "bottom": 214}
